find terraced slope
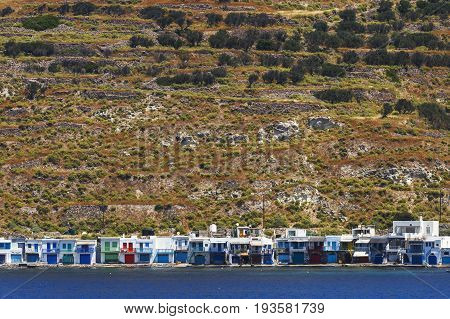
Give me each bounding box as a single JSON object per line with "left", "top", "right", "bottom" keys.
{"left": 0, "top": 0, "right": 448, "bottom": 237}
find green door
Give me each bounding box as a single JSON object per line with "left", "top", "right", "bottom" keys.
{"left": 104, "top": 242, "right": 110, "bottom": 252}
{"left": 62, "top": 254, "right": 74, "bottom": 264}
{"left": 105, "top": 253, "right": 118, "bottom": 263}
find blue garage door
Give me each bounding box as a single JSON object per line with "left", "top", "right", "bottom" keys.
{"left": 327, "top": 253, "right": 337, "bottom": 264}
{"left": 174, "top": 252, "right": 187, "bottom": 263}
{"left": 372, "top": 254, "right": 383, "bottom": 264}
{"left": 231, "top": 256, "right": 240, "bottom": 264}
{"left": 80, "top": 254, "right": 91, "bottom": 265}
{"left": 27, "top": 254, "right": 39, "bottom": 263}
{"left": 428, "top": 255, "right": 437, "bottom": 265}
{"left": 278, "top": 253, "right": 289, "bottom": 264}
{"left": 0, "top": 255, "right": 5, "bottom": 264}
{"left": 156, "top": 254, "right": 169, "bottom": 263}
{"left": 194, "top": 255, "right": 206, "bottom": 265}
{"left": 47, "top": 254, "right": 58, "bottom": 264}
{"left": 292, "top": 252, "right": 305, "bottom": 264}
{"left": 411, "top": 255, "right": 423, "bottom": 265}
{"left": 442, "top": 256, "right": 450, "bottom": 264}
{"left": 263, "top": 254, "right": 273, "bottom": 265}
{"left": 139, "top": 254, "right": 150, "bottom": 263}
{"left": 11, "top": 254, "right": 22, "bottom": 263}
{"left": 211, "top": 253, "right": 225, "bottom": 265}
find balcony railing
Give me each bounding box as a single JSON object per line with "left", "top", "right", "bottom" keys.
{"left": 136, "top": 247, "right": 153, "bottom": 253}
{"left": 42, "top": 248, "right": 59, "bottom": 254}
{"left": 101, "top": 248, "right": 120, "bottom": 253}
{"left": 59, "top": 248, "right": 75, "bottom": 253}
{"left": 121, "top": 248, "right": 136, "bottom": 253}
{"left": 76, "top": 247, "right": 95, "bottom": 253}
{"left": 10, "top": 248, "right": 23, "bottom": 254}
{"left": 174, "top": 246, "right": 188, "bottom": 251}
{"left": 407, "top": 247, "right": 423, "bottom": 254}
{"left": 230, "top": 249, "right": 248, "bottom": 254}
{"left": 189, "top": 247, "right": 206, "bottom": 252}
{"left": 25, "top": 248, "right": 39, "bottom": 254}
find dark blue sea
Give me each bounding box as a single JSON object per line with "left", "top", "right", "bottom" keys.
{"left": 0, "top": 267, "right": 449, "bottom": 299}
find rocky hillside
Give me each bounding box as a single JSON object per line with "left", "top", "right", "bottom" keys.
{"left": 0, "top": 0, "right": 448, "bottom": 237}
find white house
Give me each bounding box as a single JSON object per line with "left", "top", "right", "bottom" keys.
{"left": 153, "top": 237, "right": 174, "bottom": 263}
{"left": 10, "top": 239, "right": 24, "bottom": 264}
{"left": 228, "top": 237, "right": 250, "bottom": 265}
{"left": 392, "top": 216, "right": 439, "bottom": 238}
{"left": 119, "top": 237, "right": 137, "bottom": 264}
{"left": 352, "top": 225, "right": 376, "bottom": 237}
{"left": 441, "top": 237, "right": 450, "bottom": 265}
{"left": 324, "top": 236, "right": 341, "bottom": 263}
{"left": 209, "top": 237, "right": 229, "bottom": 265}
{"left": 58, "top": 239, "right": 76, "bottom": 265}
{"left": 285, "top": 228, "right": 307, "bottom": 238}
{"left": 173, "top": 235, "right": 189, "bottom": 263}
{"left": 188, "top": 236, "right": 210, "bottom": 265}
{"left": 99, "top": 237, "right": 120, "bottom": 264}
{"left": 75, "top": 240, "right": 96, "bottom": 265}
{"left": 423, "top": 236, "right": 442, "bottom": 266}
{"left": 41, "top": 239, "right": 60, "bottom": 264}
{"left": 390, "top": 217, "right": 439, "bottom": 265}
{"left": 0, "top": 238, "right": 12, "bottom": 264}
{"left": 135, "top": 237, "right": 155, "bottom": 264}
{"left": 25, "top": 239, "right": 41, "bottom": 263}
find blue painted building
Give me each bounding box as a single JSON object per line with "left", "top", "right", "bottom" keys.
{"left": 0, "top": 239, "right": 12, "bottom": 264}
{"left": 209, "top": 238, "right": 228, "bottom": 265}
{"left": 324, "top": 236, "right": 340, "bottom": 263}
{"left": 369, "top": 236, "right": 388, "bottom": 264}
{"left": 188, "top": 237, "right": 210, "bottom": 265}
{"left": 173, "top": 235, "right": 189, "bottom": 264}
{"left": 136, "top": 237, "right": 154, "bottom": 264}
{"left": 25, "top": 239, "right": 41, "bottom": 263}
{"left": 154, "top": 237, "right": 174, "bottom": 263}
{"left": 41, "top": 239, "right": 60, "bottom": 264}
{"left": 275, "top": 229, "right": 308, "bottom": 265}
{"left": 75, "top": 240, "right": 96, "bottom": 265}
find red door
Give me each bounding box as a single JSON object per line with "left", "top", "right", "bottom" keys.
{"left": 128, "top": 243, "right": 133, "bottom": 252}
{"left": 125, "top": 254, "right": 134, "bottom": 264}
{"left": 310, "top": 254, "right": 321, "bottom": 264}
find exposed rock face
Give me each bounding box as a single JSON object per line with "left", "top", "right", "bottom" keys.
{"left": 308, "top": 117, "right": 343, "bottom": 130}
{"left": 176, "top": 132, "right": 198, "bottom": 148}
{"left": 81, "top": 90, "right": 140, "bottom": 100}
{"left": 4, "top": 107, "right": 28, "bottom": 117}
{"left": 224, "top": 133, "right": 248, "bottom": 145}
{"left": 258, "top": 120, "right": 300, "bottom": 142}
{"left": 341, "top": 163, "right": 438, "bottom": 185}
{"left": 277, "top": 185, "right": 320, "bottom": 205}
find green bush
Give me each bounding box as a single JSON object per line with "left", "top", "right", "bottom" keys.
{"left": 22, "top": 15, "right": 60, "bottom": 31}
{"left": 314, "top": 89, "right": 353, "bottom": 103}
{"left": 417, "top": 102, "right": 449, "bottom": 130}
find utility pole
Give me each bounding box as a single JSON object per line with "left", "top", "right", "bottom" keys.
{"left": 262, "top": 193, "right": 265, "bottom": 230}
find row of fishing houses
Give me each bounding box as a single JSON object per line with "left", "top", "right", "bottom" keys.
{"left": 1, "top": 217, "right": 449, "bottom": 266}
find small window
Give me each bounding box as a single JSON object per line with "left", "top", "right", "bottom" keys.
{"left": 112, "top": 242, "right": 118, "bottom": 248}
{"left": 63, "top": 244, "right": 67, "bottom": 249}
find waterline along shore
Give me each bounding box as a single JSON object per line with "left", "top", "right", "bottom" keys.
{"left": 1, "top": 217, "right": 449, "bottom": 267}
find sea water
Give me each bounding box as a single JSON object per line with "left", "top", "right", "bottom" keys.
{"left": 0, "top": 267, "right": 448, "bottom": 299}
